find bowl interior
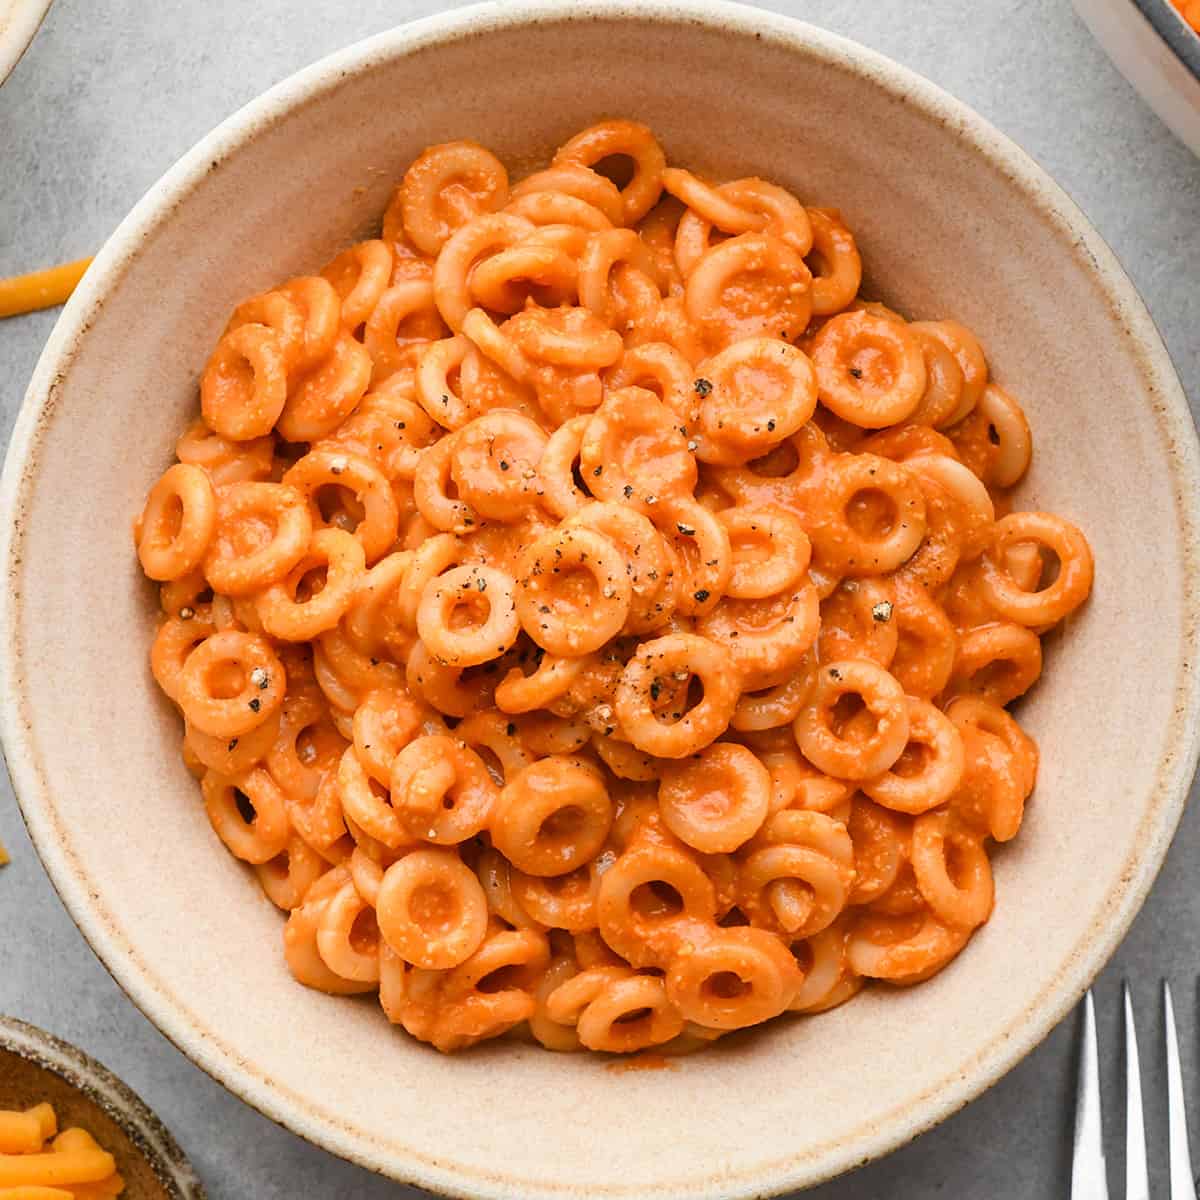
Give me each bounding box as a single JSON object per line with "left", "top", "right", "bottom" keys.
{"left": 0, "top": 1018, "right": 203, "bottom": 1199}
{"left": 3, "top": 5, "right": 1197, "bottom": 1198}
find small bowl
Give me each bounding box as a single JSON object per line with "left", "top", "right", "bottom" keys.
{"left": 0, "top": 0, "right": 51, "bottom": 84}
{"left": 2, "top": 2, "right": 1199, "bottom": 1197}
{"left": 1073, "top": 0, "right": 1200, "bottom": 157}
{"left": 0, "top": 1016, "right": 205, "bottom": 1199}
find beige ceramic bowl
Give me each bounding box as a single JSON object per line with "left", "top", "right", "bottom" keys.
{"left": 0, "top": 0, "right": 51, "bottom": 83}
{"left": 2, "top": 3, "right": 1198, "bottom": 1197}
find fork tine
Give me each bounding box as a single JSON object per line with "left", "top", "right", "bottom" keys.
{"left": 1072, "top": 989, "right": 1110, "bottom": 1199}
{"left": 1124, "top": 983, "right": 1150, "bottom": 1200}
{"left": 1164, "top": 980, "right": 1197, "bottom": 1200}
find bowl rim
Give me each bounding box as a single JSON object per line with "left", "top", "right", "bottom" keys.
{"left": 1134, "top": 0, "right": 1200, "bottom": 79}
{"left": 2, "top": 1, "right": 1199, "bottom": 1196}
{"left": 0, "top": 0, "right": 52, "bottom": 85}
{"left": 0, "top": 1015, "right": 206, "bottom": 1198}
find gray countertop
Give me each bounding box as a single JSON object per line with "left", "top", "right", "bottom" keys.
{"left": 1, "top": 1, "right": 1198, "bottom": 1196}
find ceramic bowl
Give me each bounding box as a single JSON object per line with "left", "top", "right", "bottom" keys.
{"left": 1073, "top": 0, "right": 1200, "bottom": 157}
{"left": 2, "top": 3, "right": 1198, "bottom": 1197}
{"left": 0, "top": 1016, "right": 205, "bottom": 1198}
{"left": 0, "top": 0, "right": 51, "bottom": 83}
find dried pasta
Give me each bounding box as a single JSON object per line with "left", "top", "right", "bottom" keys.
{"left": 135, "top": 120, "right": 1093, "bottom": 1054}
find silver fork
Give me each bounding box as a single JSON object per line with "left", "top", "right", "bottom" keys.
{"left": 1073, "top": 983, "right": 1197, "bottom": 1199}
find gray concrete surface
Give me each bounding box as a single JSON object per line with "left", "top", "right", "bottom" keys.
{"left": 1, "top": 1, "right": 1198, "bottom": 1195}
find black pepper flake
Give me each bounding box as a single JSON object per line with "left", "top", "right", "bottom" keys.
{"left": 767, "top": 419, "right": 776, "bottom": 432}
{"left": 623, "top": 484, "right": 634, "bottom": 498}
{"left": 227, "top": 738, "right": 239, "bottom": 752}
{"left": 500, "top": 460, "right": 510, "bottom": 470}
{"left": 693, "top": 378, "right": 713, "bottom": 397}
{"left": 650, "top": 680, "right": 662, "bottom": 701}
{"left": 395, "top": 420, "right": 406, "bottom": 429}
{"left": 440, "top": 393, "right": 450, "bottom": 406}
{"left": 593, "top": 465, "right": 603, "bottom": 477}
{"left": 477, "top": 577, "right": 488, "bottom": 592}
{"left": 676, "top": 521, "right": 696, "bottom": 536}
{"left": 848, "top": 367, "right": 863, "bottom": 379}
{"left": 987, "top": 424, "right": 1001, "bottom": 446}
{"left": 506, "top": 723, "right": 516, "bottom": 735}
{"left": 829, "top": 667, "right": 842, "bottom": 681}
{"left": 248, "top": 697, "right": 261, "bottom": 713}
{"left": 694, "top": 589, "right": 710, "bottom": 603}
{"left": 370, "top": 656, "right": 379, "bottom": 666}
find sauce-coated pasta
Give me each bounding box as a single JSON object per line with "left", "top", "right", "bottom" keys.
{"left": 136, "top": 121, "right": 1093, "bottom": 1054}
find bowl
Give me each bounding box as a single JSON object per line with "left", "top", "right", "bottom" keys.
{"left": 1073, "top": 0, "right": 1200, "bottom": 157}
{"left": 0, "top": 1016, "right": 205, "bottom": 1199}
{"left": 2, "top": 2, "right": 1198, "bottom": 1196}
{"left": 0, "top": 0, "right": 51, "bottom": 84}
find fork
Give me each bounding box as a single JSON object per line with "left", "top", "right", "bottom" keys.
{"left": 1073, "top": 983, "right": 1197, "bottom": 1199}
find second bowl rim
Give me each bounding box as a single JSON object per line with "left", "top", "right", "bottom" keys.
{"left": 3, "top": 2, "right": 1199, "bottom": 1197}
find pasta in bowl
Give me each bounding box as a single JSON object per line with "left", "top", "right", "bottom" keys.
{"left": 4, "top": 3, "right": 1197, "bottom": 1196}
{"left": 133, "top": 121, "right": 1095, "bottom": 1055}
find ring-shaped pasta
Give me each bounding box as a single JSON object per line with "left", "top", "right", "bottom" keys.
{"left": 363, "top": 279, "right": 445, "bottom": 384}
{"left": 492, "top": 755, "right": 613, "bottom": 877}
{"left": 351, "top": 686, "right": 425, "bottom": 786}
{"left": 449, "top": 409, "right": 548, "bottom": 522}
{"left": 277, "top": 331, "right": 372, "bottom": 443}
{"left": 203, "top": 480, "right": 314, "bottom": 596}
{"left": 809, "top": 310, "right": 927, "bottom": 427}
{"left": 805, "top": 207, "right": 862, "bottom": 316}
{"left": 400, "top": 140, "right": 510, "bottom": 256}
{"left": 980, "top": 511, "right": 1094, "bottom": 627}
{"left": 671, "top": 175, "right": 814, "bottom": 275}
{"left": 278, "top": 275, "right": 342, "bottom": 372}
{"left": 910, "top": 810, "right": 994, "bottom": 930}
{"left": 807, "top": 453, "right": 927, "bottom": 576}
{"left": 698, "top": 583, "right": 820, "bottom": 677}
{"left": 495, "top": 651, "right": 587, "bottom": 714}
{"left": 577, "top": 228, "right": 660, "bottom": 326}
{"left": 659, "top": 742, "right": 771, "bottom": 853}
{"left": 376, "top": 848, "right": 490, "bottom": 968}
{"left": 846, "top": 797, "right": 909, "bottom": 905}
{"left": 564, "top": 501, "right": 675, "bottom": 634}
{"left": 817, "top": 577, "right": 899, "bottom": 667}
{"left": 693, "top": 338, "right": 817, "bottom": 465}
{"left": 684, "top": 232, "right": 813, "bottom": 351}
{"left": 845, "top": 909, "right": 970, "bottom": 983}
{"left": 888, "top": 580, "right": 959, "bottom": 700}
{"left": 321, "top": 239, "right": 394, "bottom": 331}
{"left": 315, "top": 876, "right": 382, "bottom": 982}
{"left": 200, "top": 323, "right": 289, "bottom": 441}
{"left": 255, "top": 834, "right": 328, "bottom": 911}
{"left": 509, "top": 163, "right": 625, "bottom": 226}
{"left": 432, "top": 212, "right": 535, "bottom": 331}
{"left": 512, "top": 862, "right": 598, "bottom": 932}
{"left": 614, "top": 633, "right": 739, "bottom": 758}
{"left": 794, "top": 659, "right": 909, "bottom": 781}
{"left": 718, "top": 505, "right": 811, "bottom": 600}
{"left": 952, "top": 382, "right": 1033, "bottom": 488}
{"left": 658, "top": 496, "right": 731, "bottom": 617}
{"left": 731, "top": 667, "right": 814, "bottom": 733}
{"left": 861, "top": 698, "right": 965, "bottom": 814}
{"left": 665, "top": 926, "right": 802, "bottom": 1029}
{"left": 201, "top": 766, "right": 290, "bottom": 864}
{"left": 553, "top": 120, "right": 666, "bottom": 225}
{"left": 948, "top": 622, "right": 1043, "bottom": 706}
{"left": 538, "top": 415, "right": 591, "bottom": 519}
{"left": 514, "top": 526, "right": 632, "bottom": 656}
{"left": 574, "top": 973, "right": 684, "bottom": 1052}
{"left": 909, "top": 319, "right": 988, "bottom": 427}
{"left": 136, "top": 463, "right": 216, "bottom": 581}
{"left": 596, "top": 842, "right": 717, "bottom": 967}
{"left": 257, "top": 528, "right": 366, "bottom": 642}
{"left": 389, "top": 734, "right": 498, "bottom": 844}
{"left": 226, "top": 288, "right": 306, "bottom": 371}
{"left": 416, "top": 563, "right": 520, "bottom": 667}
{"left": 908, "top": 325, "right": 966, "bottom": 428}
{"left": 469, "top": 242, "right": 579, "bottom": 313}
{"left": 175, "top": 419, "right": 275, "bottom": 487}
{"left": 944, "top": 695, "right": 1038, "bottom": 805}
{"left": 284, "top": 447, "right": 400, "bottom": 564}
{"left": 788, "top": 917, "right": 860, "bottom": 1012}
{"left": 178, "top": 631, "right": 285, "bottom": 738}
